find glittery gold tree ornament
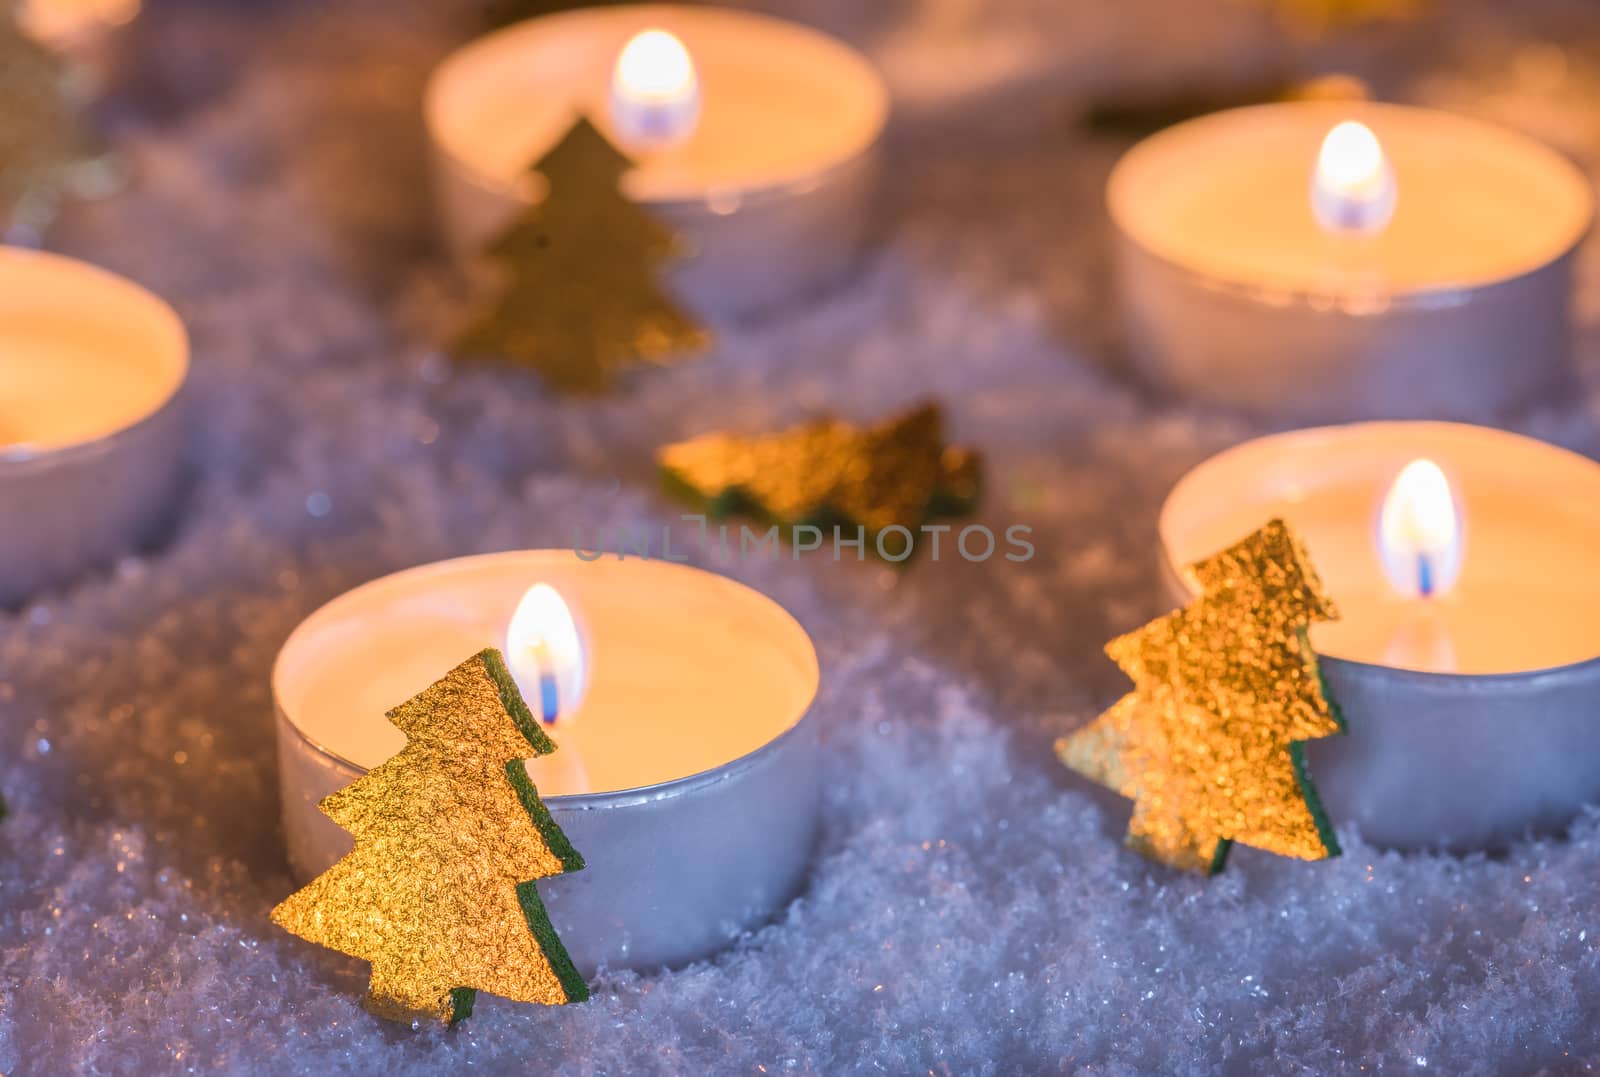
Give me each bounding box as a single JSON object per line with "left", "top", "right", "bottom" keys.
{"left": 1056, "top": 518, "right": 1346, "bottom": 874}
{"left": 0, "top": 3, "right": 102, "bottom": 231}
{"left": 659, "top": 401, "right": 981, "bottom": 555}
{"left": 271, "top": 649, "right": 588, "bottom": 1024}
{"left": 454, "top": 115, "right": 708, "bottom": 393}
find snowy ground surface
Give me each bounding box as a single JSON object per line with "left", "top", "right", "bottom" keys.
{"left": 5, "top": 0, "right": 1600, "bottom": 1072}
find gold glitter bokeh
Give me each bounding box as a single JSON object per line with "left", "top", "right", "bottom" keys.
{"left": 272, "top": 649, "right": 588, "bottom": 1023}
{"left": 453, "top": 116, "right": 708, "bottom": 393}
{"left": 658, "top": 401, "right": 981, "bottom": 544}
{"left": 1057, "top": 518, "right": 1345, "bottom": 874}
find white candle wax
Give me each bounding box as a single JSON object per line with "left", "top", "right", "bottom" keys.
{"left": 1109, "top": 103, "right": 1593, "bottom": 421}
{"left": 0, "top": 292, "right": 183, "bottom": 454}
{"left": 276, "top": 554, "right": 815, "bottom": 792}
{"left": 425, "top": 4, "right": 888, "bottom": 318}
{"left": 274, "top": 552, "right": 821, "bottom": 973}
{"left": 1160, "top": 422, "right": 1600, "bottom": 849}
{"left": 0, "top": 247, "right": 188, "bottom": 604}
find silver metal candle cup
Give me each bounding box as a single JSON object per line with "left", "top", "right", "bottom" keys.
{"left": 1158, "top": 423, "right": 1600, "bottom": 851}
{"left": 0, "top": 249, "right": 189, "bottom": 606}
{"left": 424, "top": 6, "right": 889, "bottom": 321}
{"left": 1108, "top": 102, "right": 1593, "bottom": 423}
{"left": 274, "top": 555, "right": 821, "bottom": 976}
{"left": 1116, "top": 241, "right": 1578, "bottom": 423}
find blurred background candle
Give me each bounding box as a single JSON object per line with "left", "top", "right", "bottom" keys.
{"left": 274, "top": 552, "right": 820, "bottom": 975}
{"left": 425, "top": 4, "right": 889, "bottom": 319}
{"left": 1160, "top": 422, "right": 1600, "bottom": 849}
{"left": 0, "top": 246, "right": 188, "bottom": 606}
{"left": 1109, "top": 102, "right": 1593, "bottom": 422}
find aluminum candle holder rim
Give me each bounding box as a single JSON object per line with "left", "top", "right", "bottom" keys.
{"left": 1112, "top": 220, "right": 1588, "bottom": 313}
{"left": 271, "top": 551, "right": 821, "bottom": 807}
{"left": 424, "top": 4, "right": 890, "bottom": 208}
{"left": 0, "top": 377, "right": 187, "bottom": 475}
{"left": 1107, "top": 100, "right": 1595, "bottom": 306}
{"left": 1159, "top": 419, "right": 1600, "bottom": 682}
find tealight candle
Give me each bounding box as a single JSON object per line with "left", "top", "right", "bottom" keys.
{"left": 1109, "top": 103, "right": 1593, "bottom": 421}
{"left": 274, "top": 552, "right": 820, "bottom": 975}
{"left": 0, "top": 246, "right": 188, "bottom": 605}
{"left": 1160, "top": 422, "right": 1600, "bottom": 850}
{"left": 425, "top": 4, "right": 889, "bottom": 318}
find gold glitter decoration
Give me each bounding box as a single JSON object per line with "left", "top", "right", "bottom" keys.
{"left": 0, "top": 5, "right": 99, "bottom": 229}
{"left": 271, "top": 649, "right": 588, "bottom": 1024}
{"left": 658, "top": 401, "right": 982, "bottom": 553}
{"left": 454, "top": 116, "right": 708, "bottom": 393}
{"left": 1056, "top": 519, "right": 1345, "bottom": 874}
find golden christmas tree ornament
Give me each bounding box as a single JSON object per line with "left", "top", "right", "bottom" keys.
{"left": 271, "top": 649, "right": 588, "bottom": 1024}
{"left": 1057, "top": 518, "right": 1346, "bottom": 874}
{"left": 658, "top": 401, "right": 981, "bottom": 556}
{"left": 0, "top": 3, "right": 104, "bottom": 232}
{"left": 453, "top": 115, "right": 708, "bottom": 393}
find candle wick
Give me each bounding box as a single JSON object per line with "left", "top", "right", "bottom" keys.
{"left": 539, "top": 672, "right": 561, "bottom": 725}
{"left": 528, "top": 637, "right": 561, "bottom": 724}
{"left": 1417, "top": 553, "right": 1433, "bottom": 598}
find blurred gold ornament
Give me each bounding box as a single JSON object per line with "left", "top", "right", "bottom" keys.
{"left": 659, "top": 401, "right": 981, "bottom": 556}
{"left": 1057, "top": 519, "right": 1345, "bottom": 874}
{"left": 0, "top": 2, "right": 103, "bottom": 230}
{"left": 1269, "top": 0, "right": 1428, "bottom": 33}
{"left": 454, "top": 116, "right": 707, "bottom": 393}
{"left": 272, "top": 649, "right": 588, "bottom": 1024}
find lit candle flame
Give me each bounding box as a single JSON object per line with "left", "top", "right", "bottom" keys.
{"left": 1311, "top": 120, "right": 1397, "bottom": 236}
{"left": 504, "top": 583, "right": 587, "bottom": 725}
{"left": 609, "top": 28, "right": 701, "bottom": 152}
{"left": 1377, "top": 459, "right": 1463, "bottom": 599}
